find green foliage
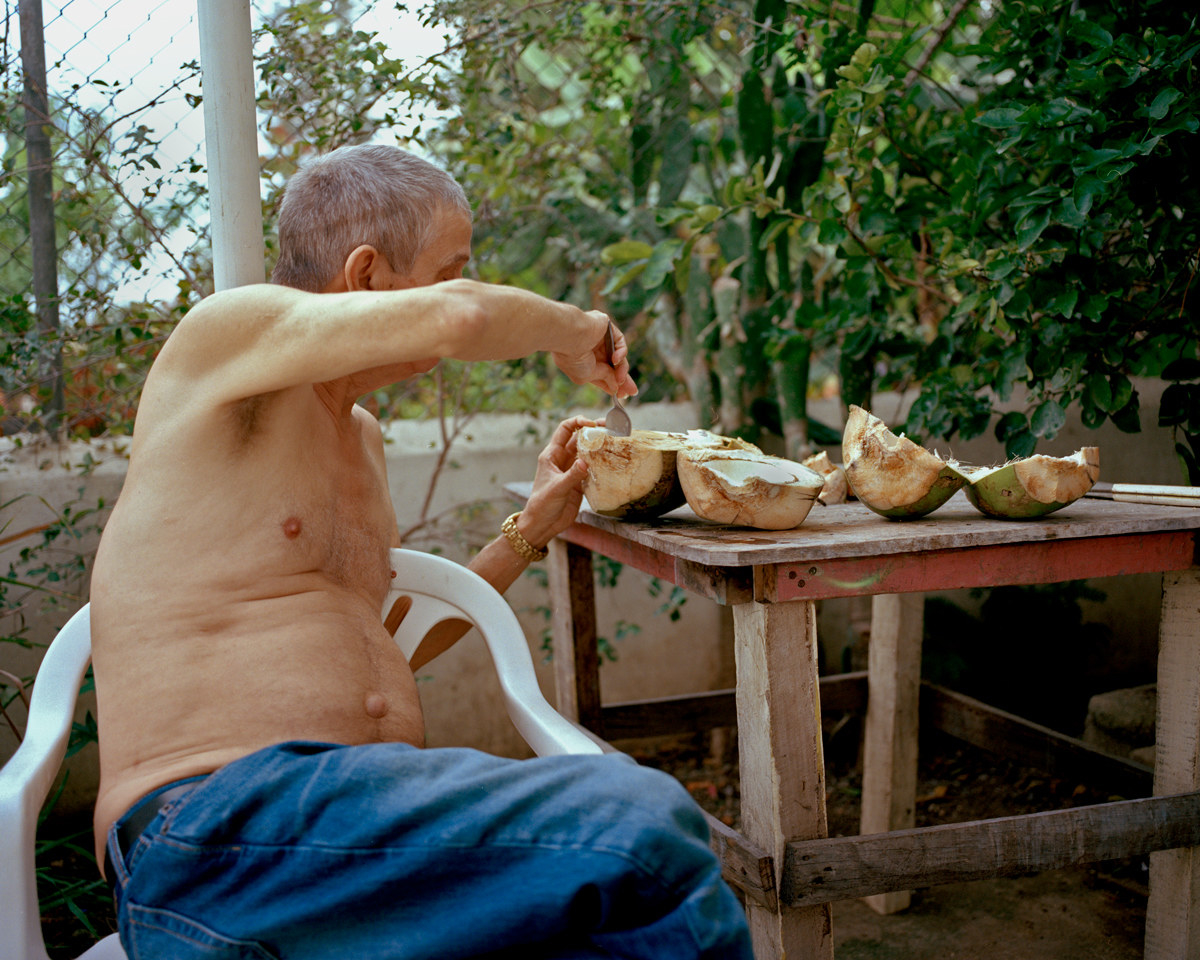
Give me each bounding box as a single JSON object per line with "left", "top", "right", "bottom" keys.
{"left": 422, "top": 0, "right": 1199, "bottom": 472}
{"left": 880, "top": 0, "right": 1199, "bottom": 458}
{"left": 34, "top": 778, "right": 113, "bottom": 951}
{"left": 1158, "top": 357, "right": 1200, "bottom": 482}
{"left": 256, "top": 0, "right": 444, "bottom": 230}
{"left": 0, "top": 48, "right": 202, "bottom": 439}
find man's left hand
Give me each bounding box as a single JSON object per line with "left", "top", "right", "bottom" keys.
{"left": 517, "top": 416, "right": 597, "bottom": 549}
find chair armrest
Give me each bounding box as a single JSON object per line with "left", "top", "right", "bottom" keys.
{"left": 385, "top": 550, "right": 603, "bottom": 757}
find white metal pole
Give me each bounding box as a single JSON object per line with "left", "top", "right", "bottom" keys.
{"left": 197, "top": 0, "right": 265, "bottom": 290}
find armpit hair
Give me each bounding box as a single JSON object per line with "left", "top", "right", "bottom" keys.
{"left": 230, "top": 393, "right": 272, "bottom": 445}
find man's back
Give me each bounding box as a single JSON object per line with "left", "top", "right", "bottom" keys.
{"left": 89, "top": 308, "right": 424, "bottom": 861}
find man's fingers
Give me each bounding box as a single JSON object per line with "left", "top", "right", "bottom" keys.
{"left": 604, "top": 329, "right": 638, "bottom": 399}
{"left": 546, "top": 416, "right": 598, "bottom": 453}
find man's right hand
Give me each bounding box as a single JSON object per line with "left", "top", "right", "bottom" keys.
{"left": 551, "top": 312, "right": 639, "bottom": 400}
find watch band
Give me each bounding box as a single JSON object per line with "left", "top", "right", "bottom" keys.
{"left": 501, "top": 512, "right": 549, "bottom": 562}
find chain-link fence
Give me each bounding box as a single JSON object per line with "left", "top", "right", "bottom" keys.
{"left": 1, "top": 0, "right": 564, "bottom": 443}
{"left": 0, "top": 0, "right": 610, "bottom": 714}
{"left": 2, "top": 0, "right": 211, "bottom": 437}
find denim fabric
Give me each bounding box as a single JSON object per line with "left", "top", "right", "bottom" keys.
{"left": 106, "top": 741, "right": 753, "bottom": 960}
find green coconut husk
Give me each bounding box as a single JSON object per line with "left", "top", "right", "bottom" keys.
{"left": 958, "top": 447, "right": 1100, "bottom": 519}
{"left": 842, "top": 405, "right": 966, "bottom": 520}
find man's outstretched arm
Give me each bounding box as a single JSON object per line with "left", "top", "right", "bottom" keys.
{"left": 151, "top": 282, "right": 632, "bottom": 408}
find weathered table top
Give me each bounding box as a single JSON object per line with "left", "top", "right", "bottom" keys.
{"left": 509, "top": 483, "right": 1200, "bottom": 600}
{"left": 510, "top": 483, "right": 1200, "bottom": 565}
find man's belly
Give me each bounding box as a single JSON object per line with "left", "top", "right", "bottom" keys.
{"left": 91, "top": 605, "right": 424, "bottom": 864}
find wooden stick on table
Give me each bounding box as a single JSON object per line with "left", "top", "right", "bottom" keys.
{"left": 1085, "top": 482, "right": 1200, "bottom": 507}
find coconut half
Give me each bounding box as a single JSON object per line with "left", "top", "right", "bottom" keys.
{"left": 842, "top": 405, "right": 966, "bottom": 520}
{"left": 959, "top": 447, "right": 1099, "bottom": 519}
{"left": 802, "top": 451, "right": 850, "bottom": 505}
{"left": 578, "top": 427, "right": 760, "bottom": 520}
{"left": 678, "top": 449, "right": 825, "bottom": 529}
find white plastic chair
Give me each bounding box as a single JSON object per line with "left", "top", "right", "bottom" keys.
{"left": 0, "top": 547, "right": 602, "bottom": 960}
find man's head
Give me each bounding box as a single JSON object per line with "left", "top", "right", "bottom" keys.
{"left": 272, "top": 144, "right": 472, "bottom": 293}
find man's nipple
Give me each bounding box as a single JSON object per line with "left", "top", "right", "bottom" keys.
{"left": 282, "top": 516, "right": 303, "bottom": 539}
{"left": 364, "top": 692, "right": 389, "bottom": 719}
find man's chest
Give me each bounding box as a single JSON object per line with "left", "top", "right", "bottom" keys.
{"left": 267, "top": 411, "right": 396, "bottom": 590}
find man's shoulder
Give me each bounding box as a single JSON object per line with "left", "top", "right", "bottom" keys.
{"left": 151, "top": 284, "right": 312, "bottom": 382}
{"left": 177, "top": 283, "right": 304, "bottom": 330}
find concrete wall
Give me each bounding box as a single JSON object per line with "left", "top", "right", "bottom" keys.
{"left": 0, "top": 403, "right": 729, "bottom": 814}
{"left": 0, "top": 380, "right": 1185, "bottom": 812}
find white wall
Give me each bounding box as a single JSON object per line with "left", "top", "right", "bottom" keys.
{"left": 0, "top": 403, "right": 728, "bottom": 813}
{"left": 1, "top": 381, "right": 1186, "bottom": 813}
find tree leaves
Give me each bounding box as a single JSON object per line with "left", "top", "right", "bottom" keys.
{"left": 421, "top": 0, "right": 1198, "bottom": 464}
{"left": 1031, "top": 399, "right": 1066, "bottom": 439}
{"left": 975, "top": 107, "right": 1022, "bottom": 129}
{"left": 1148, "top": 87, "right": 1182, "bottom": 119}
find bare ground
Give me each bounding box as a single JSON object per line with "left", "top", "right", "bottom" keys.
{"left": 631, "top": 727, "right": 1148, "bottom": 960}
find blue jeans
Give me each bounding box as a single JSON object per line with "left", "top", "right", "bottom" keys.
{"left": 106, "top": 741, "right": 753, "bottom": 959}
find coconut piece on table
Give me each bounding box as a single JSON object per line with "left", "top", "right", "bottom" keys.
{"left": 802, "top": 450, "right": 850, "bottom": 505}
{"left": 678, "top": 449, "right": 824, "bottom": 529}
{"left": 958, "top": 447, "right": 1099, "bottom": 518}
{"left": 578, "top": 427, "right": 760, "bottom": 520}
{"left": 842, "top": 404, "right": 966, "bottom": 520}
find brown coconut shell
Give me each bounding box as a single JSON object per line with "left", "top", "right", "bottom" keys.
{"left": 842, "top": 405, "right": 966, "bottom": 519}
{"left": 802, "top": 451, "right": 850, "bottom": 505}
{"left": 578, "top": 427, "right": 760, "bottom": 520}
{"left": 959, "top": 447, "right": 1100, "bottom": 518}
{"left": 678, "top": 449, "right": 824, "bottom": 529}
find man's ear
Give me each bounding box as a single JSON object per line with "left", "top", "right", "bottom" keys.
{"left": 342, "top": 244, "right": 396, "bottom": 291}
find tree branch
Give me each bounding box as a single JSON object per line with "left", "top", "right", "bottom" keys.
{"left": 904, "top": 0, "right": 976, "bottom": 90}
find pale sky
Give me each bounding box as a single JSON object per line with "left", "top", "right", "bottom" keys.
{"left": 17, "top": 0, "right": 449, "bottom": 298}
{"left": 33, "top": 0, "right": 447, "bottom": 170}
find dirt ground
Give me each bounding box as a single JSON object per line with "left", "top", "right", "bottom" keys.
{"left": 41, "top": 728, "right": 1148, "bottom": 959}
{"left": 631, "top": 728, "right": 1148, "bottom": 960}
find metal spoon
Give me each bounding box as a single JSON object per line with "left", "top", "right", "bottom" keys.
{"left": 603, "top": 322, "right": 632, "bottom": 437}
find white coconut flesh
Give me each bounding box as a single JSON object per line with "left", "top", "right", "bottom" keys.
{"left": 578, "top": 427, "right": 760, "bottom": 520}
{"left": 678, "top": 450, "right": 824, "bottom": 530}
{"left": 1015, "top": 448, "right": 1100, "bottom": 502}
{"left": 842, "top": 405, "right": 965, "bottom": 517}
{"left": 802, "top": 450, "right": 849, "bottom": 505}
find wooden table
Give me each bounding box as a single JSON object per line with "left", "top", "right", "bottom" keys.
{"left": 508, "top": 484, "right": 1200, "bottom": 959}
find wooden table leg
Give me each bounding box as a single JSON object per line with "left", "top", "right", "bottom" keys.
{"left": 734, "top": 599, "right": 833, "bottom": 960}
{"left": 1145, "top": 568, "right": 1200, "bottom": 958}
{"left": 860, "top": 592, "right": 924, "bottom": 915}
{"left": 547, "top": 539, "right": 602, "bottom": 732}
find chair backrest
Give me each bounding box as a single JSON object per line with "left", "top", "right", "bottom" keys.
{"left": 0, "top": 548, "right": 599, "bottom": 960}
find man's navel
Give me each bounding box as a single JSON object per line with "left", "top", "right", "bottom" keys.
{"left": 364, "top": 692, "right": 389, "bottom": 719}
{"left": 282, "top": 516, "right": 302, "bottom": 539}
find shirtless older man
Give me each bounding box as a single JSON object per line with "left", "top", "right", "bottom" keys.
{"left": 89, "top": 144, "right": 753, "bottom": 960}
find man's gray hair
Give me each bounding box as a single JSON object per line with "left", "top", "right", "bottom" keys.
{"left": 271, "top": 144, "right": 471, "bottom": 292}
